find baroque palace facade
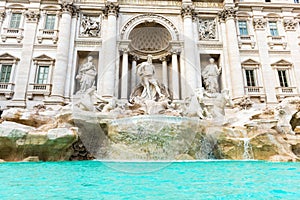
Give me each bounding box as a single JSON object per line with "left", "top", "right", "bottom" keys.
{"left": 0, "top": 0, "right": 300, "bottom": 108}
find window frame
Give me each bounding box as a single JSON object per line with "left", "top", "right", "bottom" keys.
{"left": 44, "top": 14, "right": 56, "bottom": 30}
{"left": 36, "top": 65, "right": 50, "bottom": 84}
{"left": 9, "top": 12, "right": 22, "bottom": 29}
{"left": 238, "top": 20, "right": 249, "bottom": 36}
{"left": 0, "top": 64, "right": 13, "bottom": 83}
{"left": 269, "top": 21, "right": 279, "bottom": 36}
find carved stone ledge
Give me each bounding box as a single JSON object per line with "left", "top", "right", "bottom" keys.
{"left": 253, "top": 18, "right": 267, "bottom": 30}
{"left": 181, "top": 5, "right": 194, "bottom": 18}
{"left": 283, "top": 19, "right": 297, "bottom": 31}
{"left": 25, "top": 11, "right": 40, "bottom": 23}
{"left": 105, "top": 2, "right": 119, "bottom": 17}
{"left": 217, "top": 7, "right": 236, "bottom": 22}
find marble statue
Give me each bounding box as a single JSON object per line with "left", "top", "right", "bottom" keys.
{"left": 74, "top": 87, "right": 96, "bottom": 111}
{"left": 80, "top": 16, "right": 101, "bottom": 37}
{"left": 76, "top": 56, "right": 97, "bottom": 94}
{"left": 209, "top": 89, "right": 233, "bottom": 118}
{"left": 202, "top": 58, "right": 221, "bottom": 93}
{"left": 184, "top": 87, "right": 212, "bottom": 119}
{"left": 94, "top": 93, "right": 117, "bottom": 113}
{"left": 137, "top": 55, "right": 164, "bottom": 100}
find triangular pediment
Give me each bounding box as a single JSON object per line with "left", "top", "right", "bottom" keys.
{"left": 0, "top": 53, "right": 19, "bottom": 61}
{"left": 241, "top": 59, "right": 260, "bottom": 65}
{"left": 271, "top": 59, "right": 292, "bottom": 66}
{"left": 33, "top": 54, "right": 55, "bottom": 62}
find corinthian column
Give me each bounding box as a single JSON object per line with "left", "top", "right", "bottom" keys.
{"left": 253, "top": 16, "right": 277, "bottom": 103}
{"left": 181, "top": 3, "right": 198, "bottom": 97}
{"left": 284, "top": 19, "right": 300, "bottom": 95}
{"left": 218, "top": 7, "right": 244, "bottom": 99}
{"left": 9, "top": 11, "right": 40, "bottom": 108}
{"left": 160, "top": 56, "right": 168, "bottom": 88}
{"left": 131, "top": 55, "right": 139, "bottom": 91}
{"left": 120, "top": 48, "right": 129, "bottom": 99}
{"left": 47, "top": 2, "right": 76, "bottom": 104}
{"left": 99, "top": 2, "right": 119, "bottom": 97}
{"left": 171, "top": 49, "right": 180, "bottom": 100}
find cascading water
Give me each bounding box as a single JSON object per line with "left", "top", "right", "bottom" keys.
{"left": 241, "top": 138, "right": 254, "bottom": 160}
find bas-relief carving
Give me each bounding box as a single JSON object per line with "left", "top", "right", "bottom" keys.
{"left": 283, "top": 19, "right": 297, "bottom": 31}
{"left": 253, "top": 18, "right": 267, "bottom": 30}
{"left": 80, "top": 15, "right": 101, "bottom": 37}
{"left": 198, "top": 18, "right": 216, "bottom": 40}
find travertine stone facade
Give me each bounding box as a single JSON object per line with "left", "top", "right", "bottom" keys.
{"left": 0, "top": 0, "right": 299, "bottom": 108}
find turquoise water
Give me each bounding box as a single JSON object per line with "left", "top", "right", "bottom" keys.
{"left": 0, "top": 161, "right": 299, "bottom": 200}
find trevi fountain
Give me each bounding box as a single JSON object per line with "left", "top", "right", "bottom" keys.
{"left": 1, "top": 54, "right": 300, "bottom": 163}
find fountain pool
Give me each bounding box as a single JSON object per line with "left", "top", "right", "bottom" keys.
{"left": 0, "top": 161, "right": 299, "bottom": 199}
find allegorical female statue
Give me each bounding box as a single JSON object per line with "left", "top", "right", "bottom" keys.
{"left": 202, "top": 58, "right": 221, "bottom": 93}
{"left": 76, "top": 56, "right": 97, "bottom": 94}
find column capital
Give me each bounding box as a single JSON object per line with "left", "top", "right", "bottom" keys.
{"left": 253, "top": 18, "right": 267, "bottom": 30}
{"left": 283, "top": 19, "right": 297, "bottom": 31}
{"left": 217, "top": 7, "right": 236, "bottom": 22}
{"left": 60, "top": 2, "right": 77, "bottom": 16}
{"left": 130, "top": 54, "right": 140, "bottom": 61}
{"left": 170, "top": 48, "right": 181, "bottom": 55}
{"left": 120, "top": 47, "right": 129, "bottom": 54}
{"left": 105, "top": 2, "right": 119, "bottom": 17}
{"left": 0, "top": 11, "right": 5, "bottom": 22}
{"left": 25, "top": 11, "right": 40, "bottom": 23}
{"left": 181, "top": 4, "right": 194, "bottom": 18}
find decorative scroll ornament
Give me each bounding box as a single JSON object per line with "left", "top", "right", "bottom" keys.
{"left": 61, "top": 2, "right": 77, "bottom": 15}
{"left": 217, "top": 7, "right": 236, "bottom": 22}
{"left": 198, "top": 18, "right": 216, "bottom": 40}
{"left": 104, "top": 2, "right": 119, "bottom": 17}
{"left": 80, "top": 15, "right": 101, "bottom": 37}
{"left": 253, "top": 18, "right": 267, "bottom": 30}
{"left": 0, "top": 11, "right": 5, "bottom": 22}
{"left": 25, "top": 11, "right": 40, "bottom": 22}
{"left": 283, "top": 19, "right": 297, "bottom": 31}
{"left": 181, "top": 5, "right": 195, "bottom": 18}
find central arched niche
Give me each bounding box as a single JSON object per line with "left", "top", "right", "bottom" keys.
{"left": 129, "top": 22, "right": 172, "bottom": 57}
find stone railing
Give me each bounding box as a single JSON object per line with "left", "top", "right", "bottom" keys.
{"left": 238, "top": 35, "right": 255, "bottom": 49}
{"left": 276, "top": 86, "right": 298, "bottom": 101}
{"left": 1, "top": 28, "right": 24, "bottom": 43}
{"left": 244, "top": 86, "right": 265, "bottom": 102}
{"left": 0, "top": 83, "right": 14, "bottom": 99}
{"left": 37, "top": 29, "right": 59, "bottom": 44}
{"left": 27, "top": 83, "right": 52, "bottom": 100}
{"left": 267, "top": 35, "right": 287, "bottom": 49}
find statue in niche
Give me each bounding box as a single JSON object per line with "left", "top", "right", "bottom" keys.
{"left": 76, "top": 56, "right": 97, "bottom": 94}
{"left": 130, "top": 55, "right": 170, "bottom": 103}
{"left": 198, "top": 19, "right": 216, "bottom": 40}
{"left": 202, "top": 58, "right": 221, "bottom": 93}
{"left": 129, "top": 55, "right": 172, "bottom": 115}
{"left": 80, "top": 15, "right": 101, "bottom": 37}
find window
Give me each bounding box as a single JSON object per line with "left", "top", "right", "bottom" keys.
{"left": 0, "top": 65, "right": 12, "bottom": 83}
{"left": 269, "top": 21, "right": 279, "bottom": 36}
{"left": 36, "top": 66, "right": 49, "bottom": 84}
{"left": 44, "top": 14, "right": 56, "bottom": 30}
{"left": 9, "top": 13, "right": 22, "bottom": 29}
{"left": 265, "top": 0, "right": 271, "bottom": 2}
{"left": 238, "top": 21, "right": 248, "bottom": 35}
{"left": 295, "top": 0, "right": 299, "bottom": 3}
{"left": 245, "top": 69, "right": 256, "bottom": 87}
{"left": 277, "top": 70, "right": 288, "bottom": 87}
